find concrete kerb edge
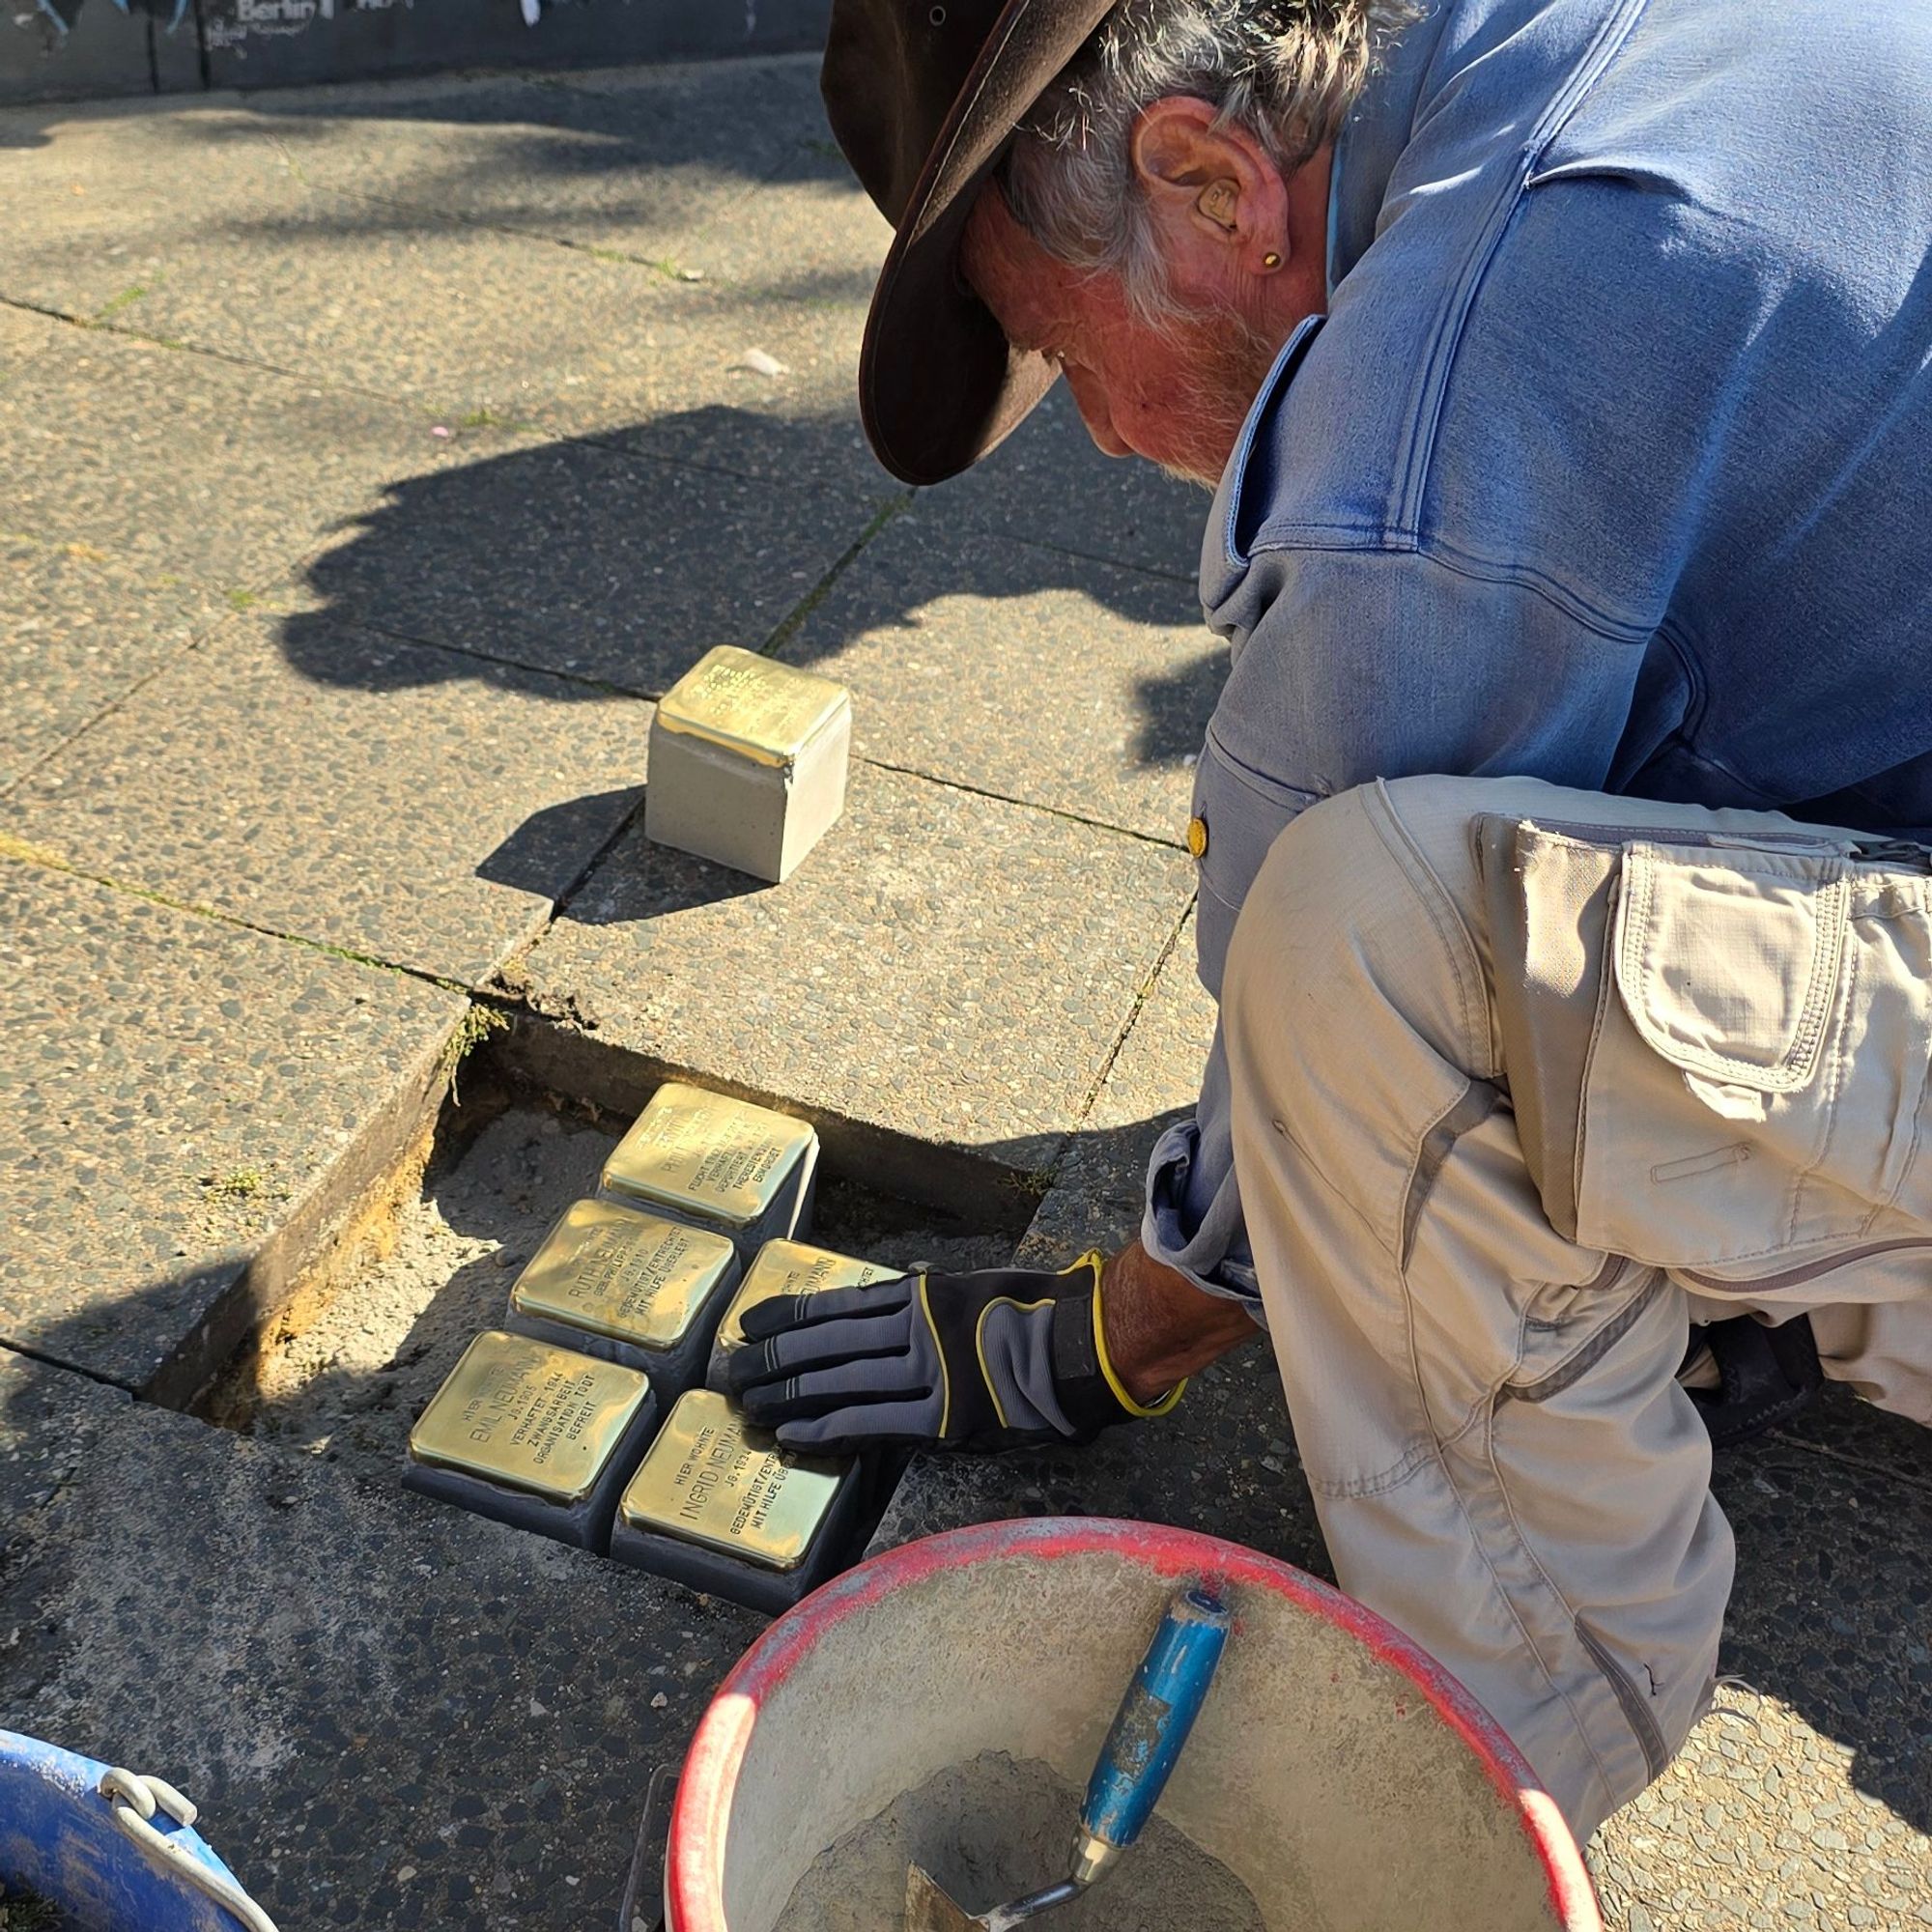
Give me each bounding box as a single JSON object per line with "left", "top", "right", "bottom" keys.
{"left": 141, "top": 992, "right": 469, "bottom": 1408}
{"left": 495, "top": 1008, "right": 1060, "bottom": 1233}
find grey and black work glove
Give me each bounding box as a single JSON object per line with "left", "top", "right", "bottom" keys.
{"left": 724, "top": 1250, "right": 1185, "bottom": 1454}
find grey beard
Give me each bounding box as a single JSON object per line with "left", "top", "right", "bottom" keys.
{"left": 1163, "top": 309, "right": 1284, "bottom": 488}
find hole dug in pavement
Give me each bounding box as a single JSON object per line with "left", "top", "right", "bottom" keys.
{"left": 197, "top": 1054, "right": 1026, "bottom": 1608}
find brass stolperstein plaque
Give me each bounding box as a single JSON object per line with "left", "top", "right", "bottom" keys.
{"left": 409, "top": 1331, "right": 648, "bottom": 1504}
{"left": 511, "top": 1201, "right": 736, "bottom": 1349}
{"left": 620, "top": 1389, "right": 843, "bottom": 1572}
{"left": 654, "top": 645, "right": 848, "bottom": 767}
{"left": 603, "top": 1083, "right": 814, "bottom": 1230}
{"left": 715, "top": 1238, "right": 899, "bottom": 1354}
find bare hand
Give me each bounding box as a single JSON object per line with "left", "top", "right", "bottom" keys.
{"left": 1099, "top": 1239, "right": 1262, "bottom": 1405}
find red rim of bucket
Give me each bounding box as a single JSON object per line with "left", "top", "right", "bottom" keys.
{"left": 667, "top": 1517, "right": 1604, "bottom": 1932}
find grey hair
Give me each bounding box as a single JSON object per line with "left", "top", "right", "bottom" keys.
{"left": 1001, "top": 0, "right": 1420, "bottom": 323}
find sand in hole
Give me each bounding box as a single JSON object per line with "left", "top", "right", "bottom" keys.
{"left": 773, "top": 1752, "right": 1268, "bottom": 1932}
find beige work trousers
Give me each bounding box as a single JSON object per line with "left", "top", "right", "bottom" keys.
{"left": 1220, "top": 776, "right": 1931, "bottom": 1838}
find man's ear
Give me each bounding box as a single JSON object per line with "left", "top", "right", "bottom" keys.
{"left": 1130, "top": 95, "right": 1291, "bottom": 280}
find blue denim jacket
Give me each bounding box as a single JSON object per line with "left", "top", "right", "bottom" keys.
{"left": 1144, "top": 0, "right": 1932, "bottom": 1307}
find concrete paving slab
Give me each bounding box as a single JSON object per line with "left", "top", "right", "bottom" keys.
{"left": 5, "top": 141, "right": 886, "bottom": 483}
{"left": 607, "top": 293, "right": 894, "bottom": 497}
{"left": 620, "top": 86, "right": 914, "bottom": 477}
{"left": 1089, "top": 915, "right": 1218, "bottom": 1125}
{"left": 0, "top": 97, "right": 311, "bottom": 318}
{"left": 0, "top": 1394, "right": 764, "bottom": 1932}
{"left": 1012, "top": 935, "right": 1206, "bottom": 1267}
{"left": 0, "top": 855, "right": 465, "bottom": 1398}
{"left": 923, "top": 381, "right": 1211, "bottom": 584}
{"left": 0, "top": 99, "right": 787, "bottom": 438}
{"left": 296, "top": 430, "right": 891, "bottom": 696}
{"left": 10, "top": 607, "right": 652, "bottom": 986}
{"left": 0, "top": 326, "right": 467, "bottom": 595}
{"left": 0, "top": 72, "right": 896, "bottom": 494}
{"left": 182, "top": 191, "right": 902, "bottom": 494}
{"left": 80, "top": 196, "right": 720, "bottom": 423}
{"left": 775, "top": 512, "right": 1220, "bottom": 840}
{"left": 865, "top": 916, "right": 1281, "bottom": 1550}
{"left": 242, "top": 54, "right": 835, "bottom": 259}
{"left": 0, "top": 299, "right": 60, "bottom": 380}
{"left": 544, "top": 188, "right": 895, "bottom": 497}
{"left": 1016, "top": 914, "right": 1212, "bottom": 1269}
{"left": 518, "top": 87, "right": 895, "bottom": 496}
{"left": 0, "top": 533, "right": 219, "bottom": 792}
{"left": 866, "top": 924, "right": 1293, "bottom": 1543}
{"left": 515, "top": 762, "right": 1197, "bottom": 1173}
{"left": 0, "top": 1347, "right": 128, "bottom": 1566}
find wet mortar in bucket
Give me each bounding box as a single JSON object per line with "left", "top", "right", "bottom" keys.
{"left": 771, "top": 1753, "right": 1267, "bottom": 1932}
{"left": 682, "top": 1526, "right": 1601, "bottom": 1932}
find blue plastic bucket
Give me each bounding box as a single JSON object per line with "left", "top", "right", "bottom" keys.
{"left": 0, "top": 1732, "right": 273, "bottom": 1932}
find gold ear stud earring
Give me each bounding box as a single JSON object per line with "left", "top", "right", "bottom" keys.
{"left": 1263, "top": 251, "right": 1282, "bottom": 270}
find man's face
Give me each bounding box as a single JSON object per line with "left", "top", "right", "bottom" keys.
{"left": 960, "top": 185, "right": 1284, "bottom": 489}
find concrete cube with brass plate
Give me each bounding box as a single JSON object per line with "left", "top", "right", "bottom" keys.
{"left": 609, "top": 1388, "right": 862, "bottom": 1612}
{"left": 645, "top": 644, "right": 852, "bottom": 882}
{"left": 600, "top": 1081, "right": 818, "bottom": 1263}
{"left": 705, "top": 1236, "right": 901, "bottom": 1392}
{"left": 403, "top": 1330, "right": 659, "bottom": 1550}
{"left": 503, "top": 1198, "right": 740, "bottom": 1400}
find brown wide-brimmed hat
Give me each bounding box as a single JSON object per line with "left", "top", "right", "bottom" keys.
{"left": 822, "top": 0, "right": 1115, "bottom": 486}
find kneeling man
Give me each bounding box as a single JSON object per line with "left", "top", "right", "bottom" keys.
{"left": 729, "top": 0, "right": 1932, "bottom": 1835}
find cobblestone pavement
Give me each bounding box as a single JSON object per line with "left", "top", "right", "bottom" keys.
{"left": 1, "top": 55, "right": 1926, "bottom": 1932}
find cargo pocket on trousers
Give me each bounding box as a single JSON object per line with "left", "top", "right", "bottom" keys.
{"left": 1573, "top": 838, "right": 1929, "bottom": 1271}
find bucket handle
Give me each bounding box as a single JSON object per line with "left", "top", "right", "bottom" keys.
{"left": 615, "top": 1759, "right": 680, "bottom": 1932}
{"left": 99, "top": 1766, "right": 282, "bottom": 1932}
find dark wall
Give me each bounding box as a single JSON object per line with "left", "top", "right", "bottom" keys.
{"left": 2, "top": 0, "right": 832, "bottom": 106}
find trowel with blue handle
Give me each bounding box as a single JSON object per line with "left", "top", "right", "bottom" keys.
{"left": 903, "top": 1586, "right": 1232, "bottom": 1932}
